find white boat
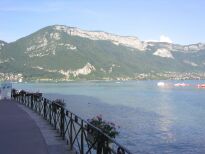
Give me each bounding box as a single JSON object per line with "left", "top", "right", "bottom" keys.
{"left": 174, "top": 83, "right": 190, "bottom": 87}
{"left": 157, "top": 82, "right": 165, "bottom": 87}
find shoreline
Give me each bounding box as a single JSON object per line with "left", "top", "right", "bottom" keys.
{"left": 8, "top": 78, "right": 205, "bottom": 84}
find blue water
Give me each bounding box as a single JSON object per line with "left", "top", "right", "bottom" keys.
{"left": 13, "top": 81, "right": 205, "bottom": 153}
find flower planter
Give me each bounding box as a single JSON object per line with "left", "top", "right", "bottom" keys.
{"left": 87, "top": 132, "right": 97, "bottom": 149}
{"left": 86, "top": 115, "right": 119, "bottom": 152}
{"left": 87, "top": 132, "right": 113, "bottom": 151}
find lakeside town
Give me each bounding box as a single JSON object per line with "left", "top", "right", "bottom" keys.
{"left": 1, "top": 72, "right": 205, "bottom": 82}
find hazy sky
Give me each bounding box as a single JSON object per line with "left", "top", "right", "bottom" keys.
{"left": 0, "top": 0, "right": 205, "bottom": 44}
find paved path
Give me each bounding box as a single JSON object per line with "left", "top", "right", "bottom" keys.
{"left": 0, "top": 99, "right": 49, "bottom": 154}
{"left": 18, "top": 103, "right": 74, "bottom": 154}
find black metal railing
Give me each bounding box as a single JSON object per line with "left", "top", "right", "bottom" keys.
{"left": 11, "top": 89, "right": 132, "bottom": 154}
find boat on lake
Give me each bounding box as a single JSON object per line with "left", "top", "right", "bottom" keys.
{"left": 174, "top": 83, "right": 190, "bottom": 87}
{"left": 197, "top": 84, "right": 205, "bottom": 88}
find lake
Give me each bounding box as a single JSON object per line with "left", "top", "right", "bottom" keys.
{"left": 13, "top": 80, "right": 205, "bottom": 154}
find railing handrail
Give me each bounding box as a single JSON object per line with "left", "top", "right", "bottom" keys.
{"left": 11, "top": 89, "right": 132, "bottom": 154}
{"left": 49, "top": 97, "right": 131, "bottom": 152}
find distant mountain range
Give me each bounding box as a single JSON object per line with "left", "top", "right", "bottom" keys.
{"left": 0, "top": 25, "right": 205, "bottom": 81}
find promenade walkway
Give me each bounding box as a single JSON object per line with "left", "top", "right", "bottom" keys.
{"left": 0, "top": 99, "right": 72, "bottom": 154}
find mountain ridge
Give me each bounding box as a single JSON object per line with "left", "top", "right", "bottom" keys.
{"left": 4, "top": 25, "right": 205, "bottom": 49}
{"left": 0, "top": 25, "right": 205, "bottom": 81}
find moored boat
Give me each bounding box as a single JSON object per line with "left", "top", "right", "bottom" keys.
{"left": 197, "top": 84, "right": 205, "bottom": 88}
{"left": 174, "top": 83, "right": 190, "bottom": 87}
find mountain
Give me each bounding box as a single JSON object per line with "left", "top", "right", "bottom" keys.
{"left": 0, "top": 41, "right": 8, "bottom": 64}
{"left": 0, "top": 25, "right": 205, "bottom": 81}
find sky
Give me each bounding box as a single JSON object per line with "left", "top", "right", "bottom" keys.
{"left": 0, "top": 0, "right": 205, "bottom": 45}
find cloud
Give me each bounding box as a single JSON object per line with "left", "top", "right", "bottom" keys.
{"left": 145, "top": 35, "right": 173, "bottom": 43}
{"left": 160, "top": 35, "right": 173, "bottom": 43}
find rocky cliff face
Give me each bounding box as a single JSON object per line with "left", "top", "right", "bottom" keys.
{"left": 146, "top": 41, "right": 205, "bottom": 60}
{"left": 53, "top": 25, "right": 147, "bottom": 51}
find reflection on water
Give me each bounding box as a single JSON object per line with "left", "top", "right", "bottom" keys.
{"left": 157, "top": 88, "right": 175, "bottom": 143}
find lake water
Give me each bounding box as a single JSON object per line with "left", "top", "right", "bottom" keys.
{"left": 13, "top": 80, "right": 205, "bottom": 154}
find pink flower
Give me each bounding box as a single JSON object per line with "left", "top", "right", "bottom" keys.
{"left": 87, "top": 115, "right": 120, "bottom": 138}
{"left": 96, "top": 114, "right": 102, "bottom": 120}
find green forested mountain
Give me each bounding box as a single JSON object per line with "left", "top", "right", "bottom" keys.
{"left": 0, "top": 25, "right": 205, "bottom": 80}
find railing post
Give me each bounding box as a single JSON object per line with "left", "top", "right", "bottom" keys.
{"left": 31, "top": 95, "right": 34, "bottom": 110}
{"left": 104, "top": 138, "right": 110, "bottom": 154}
{"left": 27, "top": 95, "right": 29, "bottom": 106}
{"left": 53, "top": 104, "right": 57, "bottom": 129}
{"left": 60, "top": 107, "right": 65, "bottom": 139}
{"left": 23, "top": 95, "right": 25, "bottom": 104}
{"left": 97, "top": 134, "right": 108, "bottom": 154}
{"left": 25, "top": 95, "right": 27, "bottom": 105}
{"left": 43, "top": 99, "right": 47, "bottom": 119}
{"left": 28, "top": 95, "right": 30, "bottom": 107}
{"left": 49, "top": 103, "right": 52, "bottom": 124}
{"left": 21, "top": 93, "right": 23, "bottom": 103}
{"left": 81, "top": 120, "right": 84, "bottom": 154}
{"left": 70, "top": 113, "right": 73, "bottom": 150}
{"left": 23, "top": 93, "right": 25, "bottom": 103}
{"left": 97, "top": 137, "right": 102, "bottom": 154}
{"left": 34, "top": 97, "right": 37, "bottom": 112}
{"left": 22, "top": 94, "right": 25, "bottom": 104}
